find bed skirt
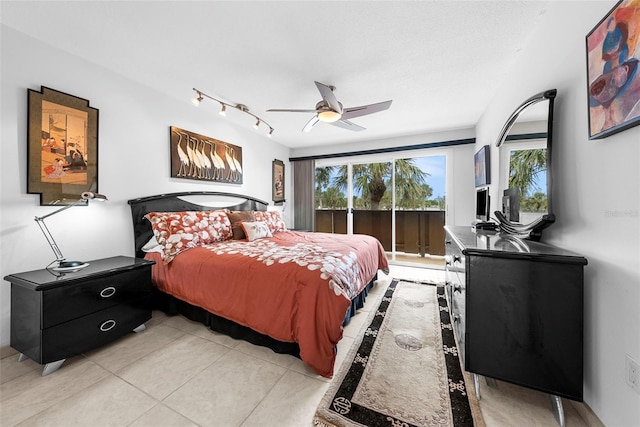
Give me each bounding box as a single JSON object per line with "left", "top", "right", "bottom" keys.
{"left": 151, "top": 273, "right": 378, "bottom": 359}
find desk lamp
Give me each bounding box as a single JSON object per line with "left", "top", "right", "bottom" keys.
{"left": 35, "top": 191, "right": 108, "bottom": 271}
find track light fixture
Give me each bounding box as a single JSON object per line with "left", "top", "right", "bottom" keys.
{"left": 192, "top": 91, "right": 204, "bottom": 106}
{"left": 192, "top": 88, "right": 274, "bottom": 137}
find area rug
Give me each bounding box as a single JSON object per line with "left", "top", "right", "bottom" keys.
{"left": 313, "top": 280, "right": 485, "bottom": 427}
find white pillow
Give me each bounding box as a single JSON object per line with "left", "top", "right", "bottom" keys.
{"left": 141, "top": 235, "right": 163, "bottom": 253}
{"left": 241, "top": 221, "right": 273, "bottom": 241}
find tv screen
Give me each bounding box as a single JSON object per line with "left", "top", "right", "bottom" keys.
{"left": 476, "top": 188, "right": 490, "bottom": 221}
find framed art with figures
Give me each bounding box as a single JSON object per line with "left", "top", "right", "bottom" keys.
{"left": 586, "top": 0, "right": 640, "bottom": 139}
{"left": 170, "top": 126, "right": 243, "bottom": 183}
{"left": 272, "top": 159, "right": 285, "bottom": 204}
{"left": 27, "top": 86, "right": 99, "bottom": 205}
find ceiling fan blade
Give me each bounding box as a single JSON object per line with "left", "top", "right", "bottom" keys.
{"left": 315, "top": 81, "right": 342, "bottom": 114}
{"left": 341, "top": 100, "right": 392, "bottom": 120}
{"left": 330, "top": 119, "right": 365, "bottom": 132}
{"left": 302, "top": 116, "right": 320, "bottom": 133}
{"left": 267, "top": 108, "right": 317, "bottom": 113}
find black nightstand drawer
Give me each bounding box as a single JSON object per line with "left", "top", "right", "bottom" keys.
{"left": 41, "top": 302, "right": 151, "bottom": 363}
{"left": 43, "top": 268, "right": 152, "bottom": 328}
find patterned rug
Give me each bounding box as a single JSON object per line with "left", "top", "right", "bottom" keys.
{"left": 313, "top": 280, "right": 485, "bottom": 427}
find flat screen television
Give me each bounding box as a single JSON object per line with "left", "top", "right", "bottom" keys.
{"left": 475, "top": 187, "right": 490, "bottom": 222}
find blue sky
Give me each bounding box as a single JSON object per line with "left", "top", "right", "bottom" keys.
{"left": 408, "top": 155, "right": 446, "bottom": 199}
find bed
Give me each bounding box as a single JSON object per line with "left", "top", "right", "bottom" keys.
{"left": 127, "top": 191, "right": 389, "bottom": 377}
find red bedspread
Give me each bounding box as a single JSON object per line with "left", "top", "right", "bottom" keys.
{"left": 145, "top": 231, "right": 389, "bottom": 377}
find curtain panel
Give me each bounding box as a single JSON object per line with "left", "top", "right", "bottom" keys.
{"left": 292, "top": 159, "right": 315, "bottom": 231}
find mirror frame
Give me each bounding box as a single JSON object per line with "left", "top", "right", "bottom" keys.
{"left": 494, "top": 89, "right": 557, "bottom": 241}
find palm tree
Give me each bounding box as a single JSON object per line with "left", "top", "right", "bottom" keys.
{"left": 332, "top": 159, "right": 430, "bottom": 210}
{"left": 315, "top": 166, "right": 335, "bottom": 208}
{"left": 509, "top": 149, "right": 546, "bottom": 198}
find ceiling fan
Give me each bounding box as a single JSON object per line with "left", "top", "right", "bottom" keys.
{"left": 267, "top": 81, "right": 392, "bottom": 133}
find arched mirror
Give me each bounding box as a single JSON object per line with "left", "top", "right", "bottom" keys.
{"left": 494, "top": 89, "right": 556, "bottom": 241}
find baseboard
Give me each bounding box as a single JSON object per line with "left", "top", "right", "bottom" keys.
{"left": 569, "top": 400, "right": 605, "bottom": 427}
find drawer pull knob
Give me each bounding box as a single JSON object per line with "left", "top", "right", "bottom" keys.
{"left": 100, "top": 287, "right": 116, "bottom": 298}
{"left": 100, "top": 320, "right": 116, "bottom": 332}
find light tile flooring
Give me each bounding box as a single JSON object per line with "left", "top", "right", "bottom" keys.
{"left": 0, "top": 266, "right": 592, "bottom": 426}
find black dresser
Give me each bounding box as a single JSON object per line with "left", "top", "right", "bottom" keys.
{"left": 444, "top": 226, "right": 587, "bottom": 424}
{"left": 4, "top": 256, "right": 154, "bottom": 375}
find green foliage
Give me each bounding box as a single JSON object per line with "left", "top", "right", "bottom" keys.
{"left": 509, "top": 149, "right": 546, "bottom": 198}
{"left": 315, "top": 159, "right": 442, "bottom": 210}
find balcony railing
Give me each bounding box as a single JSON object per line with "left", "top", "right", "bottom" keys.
{"left": 314, "top": 209, "right": 446, "bottom": 256}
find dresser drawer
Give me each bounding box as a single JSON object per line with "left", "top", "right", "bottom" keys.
{"left": 41, "top": 302, "right": 151, "bottom": 363}
{"left": 42, "top": 267, "right": 152, "bottom": 328}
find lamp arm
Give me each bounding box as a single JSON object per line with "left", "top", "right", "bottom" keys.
{"left": 35, "top": 217, "right": 65, "bottom": 262}
{"left": 35, "top": 199, "right": 86, "bottom": 221}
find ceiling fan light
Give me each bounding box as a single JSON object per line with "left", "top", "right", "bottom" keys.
{"left": 318, "top": 110, "right": 341, "bottom": 123}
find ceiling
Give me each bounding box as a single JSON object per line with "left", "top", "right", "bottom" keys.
{"left": 1, "top": 1, "right": 552, "bottom": 149}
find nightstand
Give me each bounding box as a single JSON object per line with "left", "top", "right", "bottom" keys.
{"left": 4, "top": 256, "right": 155, "bottom": 376}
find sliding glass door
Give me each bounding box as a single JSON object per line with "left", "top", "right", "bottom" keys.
{"left": 350, "top": 161, "right": 393, "bottom": 251}
{"left": 393, "top": 155, "right": 446, "bottom": 267}
{"left": 314, "top": 153, "right": 447, "bottom": 268}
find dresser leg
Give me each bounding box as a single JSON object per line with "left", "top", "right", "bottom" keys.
{"left": 17, "top": 353, "right": 28, "bottom": 362}
{"left": 549, "top": 394, "right": 565, "bottom": 427}
{"left": 133, "top": 323, "right": 146, "bottom": 333}
{"left": 472, "top": 373, "right": 481, "bottom": 400}
{"left": 42, "top": 359, "right": 65, "bottom": 376}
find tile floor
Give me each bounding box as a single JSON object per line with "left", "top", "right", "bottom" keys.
{"left": 0, "top": 266, "right": 593, "bottom": 426}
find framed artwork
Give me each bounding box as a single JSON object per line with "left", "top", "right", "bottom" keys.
{"left": 474, "top": 145, "right": 491, "bottom": 187}
{"left": 28, "top": 86, "right": 99, "bottom": 205}
{"left": 272, "top": 159, "right": 285, "bottom": 203}
{"left": 586, "top": 0, "right": 640, "bottom": 139}
{"left": 170, "top": 126, "right": 243, "bottom": 184}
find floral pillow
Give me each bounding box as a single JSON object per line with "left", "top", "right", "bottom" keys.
{"left": 240, "top": 221, "right": 273, "bottom": 242}
{"left": 145, "top": 210, "right": 232, "bottom": 262}
{"left": 253, "top": 210, "right": 287, "bottom": 234}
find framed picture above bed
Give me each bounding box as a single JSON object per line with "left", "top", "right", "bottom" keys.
{"left": 272, "top": 159, "right": 285, "bottom": 204}
{"left": 27, "top": 86, "right": 99, "bottom": 205}
{"left": 169, "top": 126, "right": 243, "bottom": 184}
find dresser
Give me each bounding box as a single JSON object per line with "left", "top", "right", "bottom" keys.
{"left": 444, "top": 226, "right": 587, "bottom": 424}
{"left": 5, "top": 256, "right": 155, "bottom": 375}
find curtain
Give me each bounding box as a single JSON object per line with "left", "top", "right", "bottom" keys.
{"left": 292, "top": 159, "right": 315, "bottom": 231}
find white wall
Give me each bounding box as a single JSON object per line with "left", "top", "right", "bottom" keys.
{"left": 0, "top": 26, "right": 291, "bottom": 350}
{"left": 476, "top": 2, "right": 640, "bottom": 426}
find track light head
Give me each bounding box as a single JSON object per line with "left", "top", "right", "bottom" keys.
{"left": 254, "top": 119, "right": 260, "bottom": 129}
{"left": 192, "top": 92, "right": 203, "bottom": 106}
{"left": 268, "top": 127, "right": 274, "bottom": 138}
{"left": 219, "top": 103, "right": 226, "bottom": 116}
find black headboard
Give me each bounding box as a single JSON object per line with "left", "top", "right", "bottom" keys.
{"left": 127, "top": 191, "right": 269, "bottom": 259}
